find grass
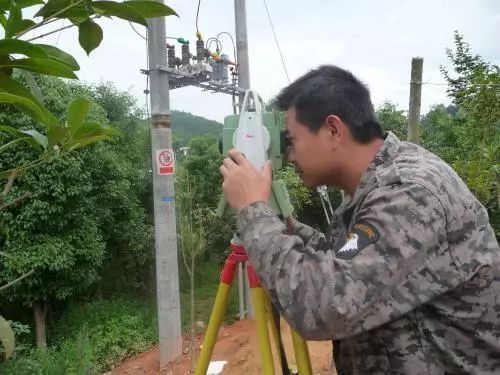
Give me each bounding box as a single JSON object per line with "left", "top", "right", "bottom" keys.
{"left": 180, "top": 260, "right": 241, "bottom": 331}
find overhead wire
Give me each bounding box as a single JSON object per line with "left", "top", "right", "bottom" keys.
{"left": 262, "top": 0, "right": 290, "bottom": 83}
{"left": 196, "top": 0, "right": 202, "bottom": 34}
{"left": 129, "top": 21, "right": 147, "bottom": 40}
{"left": 206, "top": 37, "right": 222, "bottom": 52}
{"left": 217, "top": 31, "right": 237, "bottom": 64}
{"left": 55, "top": 20, "right": 64, "bottom": 45}
{"left": 260, "top": 0, "right": 336, "bottom": 221}
{"left": 420, "top": 82, "right": 500, "bottom": 88}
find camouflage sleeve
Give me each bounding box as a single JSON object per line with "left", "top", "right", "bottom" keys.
{"left": 237, "top": 183, "right": 459, "bottom": 340}
{"left": 286, "top": 217, "right": 326, "bottom": 250}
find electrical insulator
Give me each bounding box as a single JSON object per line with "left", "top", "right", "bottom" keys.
{"left": 167, "top": 44, "right": 176, "bottom": 68}
{"left": 181, "top": 43, "right": 191, "bottom": 65}
{"left": 196, "top": 39, "right": 205, "bottom": 63}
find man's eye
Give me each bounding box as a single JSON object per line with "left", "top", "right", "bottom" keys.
{"left": 284, "top": 136, "right": 292, "bottom": 148}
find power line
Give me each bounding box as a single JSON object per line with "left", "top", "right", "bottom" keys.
{"left": 262, "top": 0, "right": 290, "bottom": 83}
{"left": 26, "top": 21, "right": 75, "bottom": 42}
{"left": 196, "top": 0, "right": 201, "bottom": 34}
{"left": 418, "top": 82, "right": 500, "bottom": 88}
{"left": 206, "top": 37, "right": 222, "bottom": 51}
{"left": 55, "top": 20, "right": 64, "bottom": 45}
{"left": 25, "top": 15, "right": 99, "bottom": 42}
{"left": 129, "top": 21, "right": 146, "bottom": 40}
{"left": 217, "top": 31, "right": 237, "bottom": 63}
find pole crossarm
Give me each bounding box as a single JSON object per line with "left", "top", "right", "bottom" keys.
{"left": 141, "top": 67, "right": 245, "bottom": 96}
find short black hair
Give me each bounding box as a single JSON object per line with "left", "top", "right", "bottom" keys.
{"left": 275, "top": 65, "right": 384, "bottom": 143}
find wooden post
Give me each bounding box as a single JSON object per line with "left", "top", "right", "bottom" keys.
{"left": 408, "top": 57, "right": 423, "bottom": 144}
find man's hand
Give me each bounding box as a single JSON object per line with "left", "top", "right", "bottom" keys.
{"left": 220, "top": 149, "right": 272, "bottom": 212}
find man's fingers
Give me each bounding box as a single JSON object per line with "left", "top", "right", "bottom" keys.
{"left": 261, "top": 160, "right": 272, "bottom": 180}
{"left": 220, "top": 165, "right": 229, "bottom": 177}
{"left": 228, "top": 149, "right": 249, "bottom": 166}
{"left": 223, "top": 156, "right": 238, "bottom": 170}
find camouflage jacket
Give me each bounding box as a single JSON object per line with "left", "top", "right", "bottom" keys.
{"left": 236, "top": 132, "right": 500, "bottom": 374}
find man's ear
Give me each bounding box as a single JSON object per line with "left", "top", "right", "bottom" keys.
{"left": 325, "top": 115, "right": 343, "bottom": 145}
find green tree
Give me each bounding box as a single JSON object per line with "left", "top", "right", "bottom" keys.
{"left": 0, "top": 0, "right": 176, "bottom": 353}
{"left": 177, "top": 173, "right": 207, "bottom": 370}
{"left": 375, "top": 101, "right": 408, "bottom": 140}
{"left": 437, "top": 32, "right": 499, "bottom": 235}
{"left": 0, "top": 0, "right": 176, "bottom": 178}
{"left": 182, "top": 135, "right": 224, "bottom": 210}
{"left": 0, "top": 78, "right": 153, "bottom": 350}
{"left": 421, "top": 104, "right": 457, "bottom": 161}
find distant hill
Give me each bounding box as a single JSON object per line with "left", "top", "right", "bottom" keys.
{"left": 141, "top": 110, "right": 223, "bottom": 146}
{"left": 171, "top": 111, "right": 222, "bottom": 146}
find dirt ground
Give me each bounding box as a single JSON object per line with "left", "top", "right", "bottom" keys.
{"left": 112, "top": 320, "right": 334, "bottom": 375}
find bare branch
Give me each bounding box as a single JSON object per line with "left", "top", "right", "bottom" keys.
{"left": 1, "top": 171, "right": 17, "bottom": 200}
{"left": 0, "top": 191, "right": 32, "bottom": 212}
{"left": 25, "top": 15, "right": 100, "bottom": 42}
{"left": 16, "top": 0, "right": 86, "bottom": 39}
{"left": 0, "top": 269, "right": 35, "bottom": 291}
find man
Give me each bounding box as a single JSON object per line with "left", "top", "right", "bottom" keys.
{"left": 219, "top": 65, "right": 500, "bottom": 374}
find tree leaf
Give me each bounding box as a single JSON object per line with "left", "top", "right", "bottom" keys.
{"left": 124, "top": 0, "right": 178, "bottom": 18}
{"left": 0, "top": 125, "right": 47, "bottom": 150}
{"left": 78, "top": 19, "right": 103, "bottom": 55}
{"left": 0, "top": 316, "right": 14, "bottom": 359}
{"left": 0, "top": 71, "right": 41, "bottom": 103}
{"left": 0, "top": 39, "right": 48, "bottom": 58}
{"left": 0, "top": 92, "right": 48, "bottom": 124}
{"left": 0, "top": 57, "right": 78, "bottom": 79}
{"left": 0, "top": 0, "right": 8, "bottom": 12}
{"left": 0, "top": 72, "right": 59, "bottom": 126}
{"left": 0, "top": 13, "right": 7, "bottom": 28}
{"left": 5, "top": 2, "right": 22, "bottom": 38}
{"left": 35, "top": 0, "right": 90, "bottom": 18}
{"left": 0, "top": 0, "right": 43, "bottom": 10}
{"left": 21, "top": 71, "right": 45, "bottom": 103}
{"left": 62, "top": 122, "right": 121, "bottom": 151}
{"left": 47, "top": 124, "right": 68, "bottom": 147}
{"left": 67, "top": 97, "right": 89, "bottom": 133}
{"left": 16, "top": 0, "right": 45, "bottom": 8}
{"left": 34, "top": 44, "right": 80, "bottom": 70}
{"left": 20, "top": 129, "right": 48, "bottom": 149}
{"left": 64, "top": 134, "right": 109, "bottom": 151}
{"left": 92, "top": 1, "right": 146, "bottom": 26}
{"left": 72, "top": 121, "right": 120, "bottom": 140}
{"left": 14, "top": 19, "right": 36, "bottom": 34}
{"left": 68, "top": 16, "right": 87, "bottom": 25}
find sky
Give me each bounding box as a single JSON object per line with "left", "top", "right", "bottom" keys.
{"left": 26, "top": 0, "right": 500, "bottom": 123}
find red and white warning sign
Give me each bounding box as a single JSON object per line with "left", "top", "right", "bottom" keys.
{"left": 156, "top": 149, "right": 174, "bottom": 175}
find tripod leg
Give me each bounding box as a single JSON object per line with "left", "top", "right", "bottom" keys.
{"left": 248, "top": 264, "right": 275, "bottom": 375}
{"left": 265, "top": 295, "right": 291, "bottom": 375}
{"left": 195, "top": 258, "right": 237, "bottom": 375}
{"left": 291, "top": 329, "right": 313, "bottom": 375}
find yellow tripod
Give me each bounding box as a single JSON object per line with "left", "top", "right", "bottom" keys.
{"left": 195, "top": 241, "right": 313, "bottom": 375}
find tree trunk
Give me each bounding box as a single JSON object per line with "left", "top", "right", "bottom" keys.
{"left": 190, "top": 257, "right": 195, "bottom": 370}
{"left": 33, "top": 301, "right": 47, "bottom": 350}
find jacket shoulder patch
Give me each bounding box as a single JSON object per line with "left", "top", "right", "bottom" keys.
{"left": 335, "top": 221, "right": 380, "bottom": 260}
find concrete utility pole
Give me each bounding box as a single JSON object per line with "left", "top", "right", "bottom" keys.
{"left": 147, "top": 8, "right": 182, "bottom": 366}
{"left": 234, "top": 0, "right": 254, "bottom": 319}
{"left": 408, "top": 57, "right": 423, "bottom": 144}
{"left": 235, "top": 0, "right": 250, "bottom": 108}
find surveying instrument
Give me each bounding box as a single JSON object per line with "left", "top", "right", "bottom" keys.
{"left": 195, "top": 90, "right": 313, "bottom": 375}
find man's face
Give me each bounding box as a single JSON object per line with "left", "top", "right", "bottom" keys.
{"left": 285, "top": 108, "right": 336, "bottom": 188}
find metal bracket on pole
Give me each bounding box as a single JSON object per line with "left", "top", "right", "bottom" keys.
{"left": 141, "top": 66, "right": 246, "bottom": 96}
